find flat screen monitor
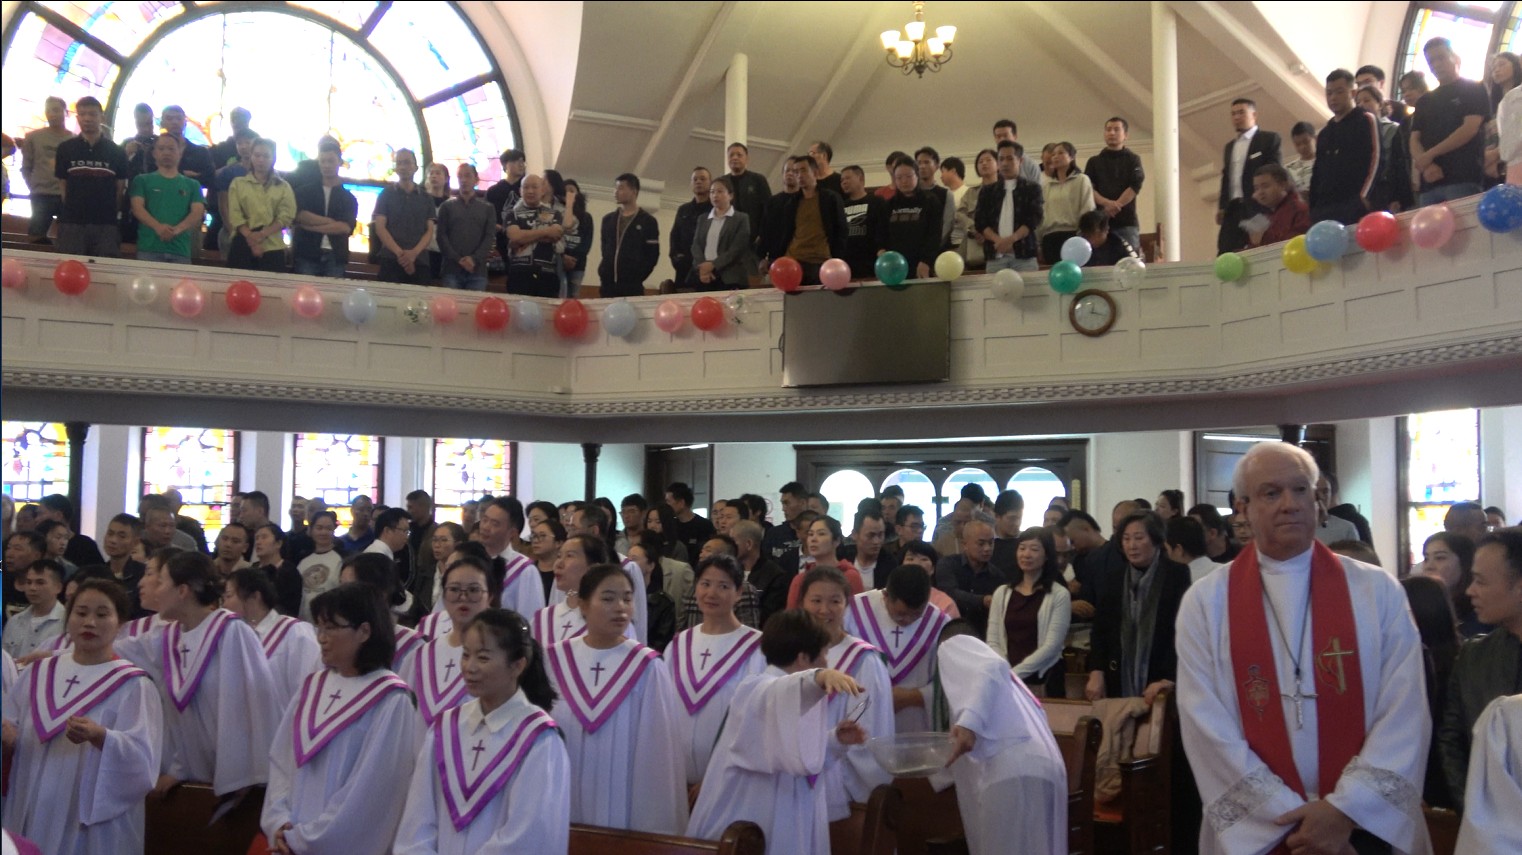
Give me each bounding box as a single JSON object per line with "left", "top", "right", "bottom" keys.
{"left": 781, "top": 284, "right": 951, "bottom": 387}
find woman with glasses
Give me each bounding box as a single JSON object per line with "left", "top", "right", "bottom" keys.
{"left": 420, "top": 522, "right": 467, "bottom": 633}
{"left": 408, "top": 554, "right": 501, "bottom": 729}
{"left": 529, "top": 519, "right": 567, "bottom": 604}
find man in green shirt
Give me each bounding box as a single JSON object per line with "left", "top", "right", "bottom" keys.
{"left": 129, "top": 133, "right": 205, "bottom": 263}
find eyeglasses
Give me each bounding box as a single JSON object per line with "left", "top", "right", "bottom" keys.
{"left": 315, "top": 622, "right": 355, "bottom": 636}
{"left": 445, "top": 585, "right": 488, "bottom": 602}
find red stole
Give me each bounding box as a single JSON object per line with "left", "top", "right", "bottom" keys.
{"left": 1228, "top": 543, "right": 1365, "bottom": 807}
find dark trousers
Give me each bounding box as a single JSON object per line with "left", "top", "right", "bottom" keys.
{"left": 379, "top": 257, "right": 433, "bottom": 286}
{"left": 599, "top": 280, "right": 645, "bottom": 298}
{"left": 1217, "top": 197, "right": 1250, "bottom": 254}
{"left": 1310, "top": 198, "right": 1368, "bottom": 227}
{"left": 27, "top": 194, "right": 61, "bottom": 239}
{"left": 1040, "top": 230, "right": 1078, "bottom": 266}
{"left": 56, "top": 222, "right": 120, "bottom": 258}
{"left": 797, "top": 261, "right": 824, "bottom": 286}
{"left": 225, "top": 233, "right": 288, "bottom": 272}
{"left": 507, "top": 269, "right": 559, "bottom": 298}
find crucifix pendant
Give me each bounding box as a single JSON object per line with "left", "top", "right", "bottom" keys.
{"left": 1281, "top": 685, "right": 1318, "bottom": 729}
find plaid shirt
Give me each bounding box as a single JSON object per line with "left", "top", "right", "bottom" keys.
{"left": 677, "top": 584, "right": 762, "bottom": 632}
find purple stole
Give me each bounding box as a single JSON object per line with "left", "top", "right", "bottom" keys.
{"left": 435, "top": 704, "right": 556, "bottom": 831}
{"left": 394, "top": 626, "right": 423, "bottom": 670}
{"left": 502, "top": 553, "right": 534, "bottom": 592}
{"left": 668, "top": 627, "right": 762, "bottom": 716}
{"left": 292, "top": 669, "right": 410, "bottom": 767}
{"left": 417, "top": 639, "right": 469, "bottom": 727}
{"left": 532, "top": 604, "right": 586, "bottom": 646}
{"left": 163, "top": 610, "right": 235, "bottom": 712}
{"left": 28, "top": 655, "right": 147, "bottom": 743}
{"left": 417, "top": 612, "right": 451, "bottom": 642}
{"left": 260, "top": 615, "right": 302, "bottom": 658}
{"left": 829, "top": 636, "right": 881, "bottom": 678}
{"left": 545, "top": 640, "right": 660, "bottom": 734}
{"left": 47, "top": 614, "right": 159, "bottom": 654}
{"left": 849, "top": 593, "right": 947, "bottom": 684}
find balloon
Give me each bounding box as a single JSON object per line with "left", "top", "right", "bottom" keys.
{"left": 170, "top": 279, "right": 205, "bottom": 317}
{"left": 342, "top": 289, "right": 377, "bottom": 324}
{"left": 934, "top": 251, "right": 965, "bottom": 282}
{"left": 1048, "top": 260, "right": 1083, "bottom": 294}
{"left": 1304, "top": 220, "right": 1349, "bottom": 262}
{"left": 53, "top": 259, "right": 90, "bottom": 296}
{"left": 875, "top": 251, "right": 908, "bottom": 287}
{"left": 1060, "top": 236, "right": 1093, "bottom": 267}
{"left": 692, "top": 296, "right": 725, "bottom": 331}
{"left": 1214, "top": 251, "right": 1246, "bottom": 282}
{"left": 770, "top": 257, "right": 803, "bottom": 292}
{"left": 723, "top": 291, "right": 746, "bottom": 322}
{"left": 820, "top": 258, "right": 852, "bottom": 291}
{"left": 514, "top": 299, "right": 543, "bottom": 332}
{"left": 474, "top": 296, "right": 509, "bottom": 331}
{"left": 225, "top": 280, "right": 261, "bottom": 316}
{"left": 127, "top": 275, "right": 158, "bottom": 305}
{"left": 653, "top": 299, "right": 684, "bottom": 333}
{"left": 554, "top": 299, "right": 589, "bottom": 338}
{"left": 1, "top": 258, "right": 27, "bottom": 290}
{"left": 1477, "top": 184, "right": 1522, "bottom": 232}
{"left": 292, "top": 285, "right": 325, "bottom": 319}
{"left": 1410, "top": 204, "right": 1456, "bottom": 249}
{"left": 1354, "top": 211, "right": 1401, "bottom": 253}
{"left": 603, "top": 300, "right": 638, "bottom": 338}
{"left": 1113, "top": 256, "right": 1146, "bottom": 290}
{"left": 1282, "top": 235, "right": 1318, "bottom": 274}
{"left": 430, "top": 294, "right": 458, "bottom": 324}
{"left": 989, "top": 268, "right": 1023, "bottom": 301}
{"left": 402, "top": 297, "right": 430, "bottom": 325}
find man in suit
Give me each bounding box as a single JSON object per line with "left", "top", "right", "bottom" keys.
{"left": 1217, "top": 97, "right": 1282, "bottom": 254}
{"left": 1085, "top": 510, "right": 1192, "bottom": 702}
{"left": 690, "top": 174, "right": 753, "bottom": 290}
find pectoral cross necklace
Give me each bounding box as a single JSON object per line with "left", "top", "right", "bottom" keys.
{"left": 1263, "top": 581, "right": 1317, "bottom": 729}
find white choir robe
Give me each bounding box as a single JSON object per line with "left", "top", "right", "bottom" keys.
{"left": 418, "top": 610, "right": 453, "bottom": 642}
{"left": 548, "top": 558, "right": 649, "bottom": 643}
{"left": 114, "top": 609, "right": 281, "bottom": 794}
{"left": 1456, "top": 694, "right": 1522, "bottom": 855}
{"left": 261, "top": 668, "right": 419, "bottom": 854}
{"left": 545, "top": 636, "right": 688, "bottom": 834}
{"left": 252, "top": 609, "right": 321, "bottom": 710}
{"left": 2, "top": 650, "right": 16, "bottom": 694}
{"left": 408, "top": 636, "right": 470, "bottom": 730}
{"left": 820, "top": 635, "right": 894, "bottom": 821}
{"left": 394, "top": 692, "right": 571, "bottom": 855}
{"left": 532, "top": 601, "right": 636, "bottom": 646}
{"left": 1176, "top": 550, "right": 1432, "bottom": 855}
{"left": 845, "top": 590, "right": 947, "bottom": 733}
{"left": 395, "top": 625, "right": 425, "bottom": 681}
{"left": 686, "top": 667, "right": 833, "bottom": 855}
{"left": 2, "top": 655, "right": 164, "bottom": 855}
{"left": 934, "top": 636, "right": 1067, "bottom": 855}
{"left": 663, "top": 624, "right": 767, "bottom": 785}
{"left": 497, "top": 547, "right": 548, "bottom": 620}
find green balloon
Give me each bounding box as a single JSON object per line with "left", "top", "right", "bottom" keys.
{"left": 1049, "top": 260, "right": 1083, "bottom": 294}
{"left": 1214, "top": 251, "right": 1246, "bottom": 282}
{"left": 875, "top": 251, "right": 908, "bottom": 287}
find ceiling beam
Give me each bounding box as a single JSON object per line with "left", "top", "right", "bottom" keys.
{"left": 1180, "top": 82, "right": 1262, "bottom": 117}
{"left": 1167, "top": 1, "right": 1328, "bottom": 123}
{"left": 782, "top": 7, "right": 888, "bottom": 159}
{"left": 632, "top": 1, "right": 738, "bottom": 176}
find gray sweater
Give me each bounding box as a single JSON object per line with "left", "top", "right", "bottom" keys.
{"left": 436, "top": 194, "right": 497, "bottom": 272}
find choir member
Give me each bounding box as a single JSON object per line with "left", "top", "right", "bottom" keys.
{"left": 1455, "top": 694, "right": 1522, "bottom": 855}
{"left": 798, "top": 565, "right": 894, "bottom": 821}
{"left": 411, "top": 554, "right": 500, "bottom": 728}
{"left": 687, "top": 609, "right": 867, "bottom": 854}
{"left": 339, "top": 552, "right": 424, "bottom": 676}
{"left": 421, "top": 542, "right": 498, "bottom": 640}
{"left": 223, "top": 566, "right": 319, "bottom": 709}
{"left": 663, "top": 554, "right": 766, "bottom": 786}
{"left": 548, "top": 541, "right": 650, "bottom": 644}
{"left": 395, "top": 609, "right": 571, "bottom": 855}
{"left": 262, "top": 583, "right": 418, "bottom": 854}
{"left": 845, "top": 564, "right": 948, "bottom": 732}
{"left": 2, "top": 579, "right": 163, "bottom": 855}
{"left": 532, "top": 534, "right": 632, "bottom": 644}
{"left": 544, "top": 564, "right": 688, "bottom": 834}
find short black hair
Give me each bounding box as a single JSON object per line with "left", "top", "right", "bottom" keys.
{"left": 896, "top": 504, "right": 924, "bottom": 525}
{"left": 621, "top": 493, "right": 648, "bottom": 512}
{"left": 1078, "top": 209, "right": 1110, "bottom": 235}
{"left": 1399, "top": 70, "right": 1429, "bottom": 91}
{"left": 311, "top": 583, "right": 396, "bottom": 674}
{"left": 704, "top": 534, "right": 739, "bottom": 557}
{"left": 1255, "top": 162, "right": 1291, "bottom": 186}
{"left": 666, "top": 482, "right": 695, "bottom": 507}
{"left": 1105, "top": 116, "right": 1129, "bottom": 132}
{"left": 1165, "top": 516, "right": 1208, "bottom": 559}
{"left": 1231, "top": 97, "right": 1257, "bottom": 109}
{"left": 1118, "top": 511, "right": 1165, "bottom": 546}
{"left": 959, "top": 483, "right": 988, "bottom": 504}
{"left": 798, "top": 565, "right": 850, "bottom": 601}
{"left": 993, "top": 490, "right": 1025, "bottom": 517}
{"left": 39, "top": 494, "right": 75, "bottom": 520}
{"left": 615, "top": 172, "right": 641, "bottom": 193}
{"left": 110, "top": 512, "right": 144, "bottom": 536}
{"left": 727, "top": 141, "right": 750, "bottom": 154}
{"left": 996, "top": 139, "right": 1024, "bottom": 158}
{"left": 884, "top": 564, "right": 931, "bottom": 609}
{"left": 405, "top": 489, "right": 432, "bottom": 504}
{"left": 940, "top": 156, "right": 965, "bottom": 179}
{"left": 761, "top": 609, "right": 830, "bottom": 668}
{"left": 229, "top": 566, "right": 279, "bottom": 611}
{"left": 577, "top": 563, "right": 631, "bottom": 601}
{"left": 1326, "top": 68, "right": 1355, "bottom": 87}
{"left": 67, "top": 577, "right": 131, "bottom": 620}
{"left": 852, "top": 508, "right": 885, "bottom": 535}
{"left": 1187, "top": 503, "right": 1229, "bottom": 534}
{"left": 880, "top": 485, "right": 905, "bottom": 501}
{"left": 1291, "top": 121, "right": 1317, "bottom": 138}
{"left": 740, "top": 493, "right": 768, "bottom": 521}
{"left": 902, "top": 540, "right": 939, "bottom": 565}
{"left": 499, "top": 148, "right": 526, "bottom": 166}
{"left": 75, "top": 96, "right": 102, "bottom": 112}
{"left": 993, "top": 118, "right": 1017, "bottom": 135}
{"left": 884, "top": 150, "right": 909, "bottom": 168}
{"left": 1423, "top": 36, "right": 1453, "bottom": 56}
{"left": 780, "top": 481, "right": 808, "bottom": 500}
{"left": 1478, "top": 529, "right": 1522, "bottom": 579}
{"left": 244, "top": 490, "right": 271, "bottom": 515}
{"left": 27, "top": 558, "right": 66, "bottom": 585}
{"left": 1059, "top": 509, "right": 1101, "bottom": 532}
{"left": 812, "top": 140, "right": 833, "bottom": 161}
{"left": 1356, "top": 64, "right": 1386, "bottom": 83}
{"left": 342, "top": 551, "right": 406, "bottom": 607}
{"left": 488, "top": 496, "right": 526, "bottom": 532}
{"left": 914, "top": 146, "right": 940, "bottom": 166}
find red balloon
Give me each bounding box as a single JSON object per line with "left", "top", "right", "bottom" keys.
{"left": 1354, "top": 211, "right": 1400, "bottom": 253}
{"left": 225, "top": 280, "right": 262, "bottom": 315}
{"left": 691, "top": 296, "right": 725, "bottom": 331}
{"left": 554, "top": 299, "right": 589, "bottom": 338}
{"left": 770, "top": 257, "right": 803, "bottom": 292}
{"left": 475, "top": 296, "right": 510, "bottom": 331}
{"left": 53, "top": 260, "right": 90, "bottom": 296}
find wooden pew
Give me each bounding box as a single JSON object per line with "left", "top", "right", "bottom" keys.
{"left": 569, "top": 820, "right": 765, "bottom": 855}
{"left": 890, "top": 776, "right": 965, "bottom": 855}
{"left": 828, "top": 783, "right": 900, "bottom": 855}
{"left": 144, "top": 783, "right": 264, "bottom": 855}
{"left": 1424, "top": 805, "right": 1460, "bottom": 855}
{"left": 1051, "top": 715, "right": 1102, "bottom": 855}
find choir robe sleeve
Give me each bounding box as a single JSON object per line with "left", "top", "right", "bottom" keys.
{"left": 628, "top": 662, "right": 690, "bottom": 835}
{"left": 269, "top": 624, "right": 321, "bottom": 705}
{"left": 624, "top": 559, "right": 650, "bottom": 644}
{"left": 79, "top": 676, "right": 164, "bottom": 826}
{"left": 727, "top": 671, "right": 830, "bottom": 776}
{"left": 833, "top": 654, "right": 894, "bottom": 806}
{"left": 1455, "top": 695, "right": 1522, "bottom": 855}
{"left": 393, "top": 728, "right": 445, "bottom": 855}
{"left": 193, "top": 622, "right": 281, "bottom": 794}
{"left": 501, "top": 568, "right": 547, "bottom": 627}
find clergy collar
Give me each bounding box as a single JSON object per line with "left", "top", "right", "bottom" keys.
{"left": 708, "top": 206, "right": 735, "bottom": 220}
{"left": 1256, "top": 544, "right": 1314, "bottom": 576}
{"left": 463, "top": 689, "right": 533, "bottom": 735}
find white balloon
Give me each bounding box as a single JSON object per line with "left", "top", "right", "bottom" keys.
{"left": 603, "top": 300, "right": 638, "bottom": 338}
{"left": 342, "top": 289, "right": 376, "bottom": 324}
{"left": 128, "top": 275, "right": 159, "bottom": 305}
{"left": 1060, "top": 235, "right": 1093, "bottom": 267}
{"left": 1114, "top": 256, "right": 1147, "bottom": 290}
{"left": 989, "top": 268, "right": 1023, "bottom": 301}
{"left": 515, "top": 299, "right": 544, "bottom": 332}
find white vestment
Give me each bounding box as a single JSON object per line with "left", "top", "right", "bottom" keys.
{"left": 686, "top": 667, "right": 833, "bottom": 855}
{"left": 2, "top": 654, "right": 163, "bottom": 855}
{"left": 2, "top": 650, "right": 16, "bottom": 694}
{"left": 395, "top": 692, "right": 571, "bottom": 855}
{"left": 261, "top": 668, "right": 418, "bottom": 854}
{"left": 663, "top": 624, "right": 766, "bottom": 785}
{"left": 115, "top": 609, "right": 279, "bottom": 794}
{"left": 1176, "top": 549, "right": 1432, "bottom": 855}
{"left": 496, "top": 548, "right": 548, "bottom": 625}
{"left": 820, "top": 635, "right": 895, "bottom": 821}
{"left": 935, "top": 635, "right": 1067, "bottom": 855}
{"left": 409, "top": 635, "right": 470, "bottom": 728}
{"left": 252, "top": 609, "right": 321, "bottom": 710}
{"left": 1455, "top": 694, "right": 1522, "bottom": 855}
{"left": 548, "top": 558, "right": 649, "bottom": 643}
{"left": 532, "top": 601, "right": 636, "bottom": 646}
{"left": 418, "top": 610, "right": 453, "bottom": 642}
{"left": 845, "top": 590, "right": 947, "bottom": 733}
{"left": 545, "top": 636, "right": 688, "bottom": 834}
{"left": 394, "top": 625, "right": 424, "bottom": 680}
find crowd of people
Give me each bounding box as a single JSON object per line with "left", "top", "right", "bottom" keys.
{"left": 8, "top": 36, "right": 1516, "bottom": 300}
{"left": 0, "top": 440, "right": 1518, "bottom": 854}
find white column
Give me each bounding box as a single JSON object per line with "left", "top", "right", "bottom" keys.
{"left": 724, "top": 53, "right": 748, "bottom": 157}
{"left": 1151, "top": 1, "right": 1182, "bottom": 262}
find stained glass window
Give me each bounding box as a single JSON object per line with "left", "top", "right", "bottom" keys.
{"left": 2, "top": 422, "right": 70, "bottom": 503}
{"left": 1397, "top": 3, "right": 1508, "bottom": 89}
{"left": 1402, "top": 408, "right": 1481, "bottom": 571}
{"left": 432, "top": 439, "right": 513, "bottom": 524}
{"left": 293, "top": 433, "right": 382, "bottom": 529}
{"left": 140, "top": 427, "right": 240, "bottom": 544}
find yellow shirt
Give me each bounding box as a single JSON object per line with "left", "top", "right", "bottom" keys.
{"left": 226, "top": 173, "right": 297, "bottom": 251}
{"left": 787, "top": 194, "right": 830, "bottom": 263}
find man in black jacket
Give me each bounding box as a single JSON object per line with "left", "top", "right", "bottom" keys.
{"left": 669, "top": 166, "right": 712, "bottom": 290}
{"left": 597, "top": 172, "right": 660, "bottom": 297}
{"left": 1086, "top": 510, "right": 1192, "bottom": 701}
{"left": 1217, "top": 98, "right": 1282, "bottom": 253}
{"left": 973, "top": 141, "right": 1042, "bottom": 274}
{"left": 759, "top": 157, "right": 801, "bottom": 270}
{"left": 777, "top": 156, "right": 848, "bottom": 285}
{"left": 1310, "top": 69, "right": 1380, "bottom": 225}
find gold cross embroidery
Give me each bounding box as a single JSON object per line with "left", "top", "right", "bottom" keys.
{"left": 1317, "top": 636, "right": 1355, "bottom": 695}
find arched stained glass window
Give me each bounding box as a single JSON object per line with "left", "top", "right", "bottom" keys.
{"left": 2, "top": 421, "right": 70, "bottom": 502}
{"left": 1400, "top": 408, "right": 1480, "bottom": 572}
{"left": 818, "top": 470, "right": 874, "bottom": 525}
{"left": 140, "top": 426, "right": 239, "bottom": 543}
{"left": 432, "top": 438, "right": 513, "bottom": 524}
{"left": 292, "top": 432, "right": 382, "bottom": 529}
{"left": 1397, "top": 2, "right": 1512, "bottom": 88}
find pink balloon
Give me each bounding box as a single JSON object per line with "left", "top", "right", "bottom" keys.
{"left": 170, "top": 279, "right": 205, "bottom": 318}
{"left": 1, "top": 258, "right": 27, "bottom": 290}
{"left": 820, "top": 258, "right": 852, "bottom": 291}
{"left": 431, "top": 295, "right": 459, "bottom": 324}
{"left": 654, "top": 299, "right": 684, "bottom": 333}
{"left": 1410, "top": 203, "right": 1456, "bottom": 249}
{"left": 292, "top": 285, "right": 325, "bottom": 319}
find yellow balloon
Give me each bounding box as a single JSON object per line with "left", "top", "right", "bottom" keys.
{"left": 1282, "top": 235, "right": 1318, "bottom": 274}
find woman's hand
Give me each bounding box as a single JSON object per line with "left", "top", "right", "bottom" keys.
{"left": 1085, "top": 671, "right": 1106, "bottom": 702}
{"left": 150, "top": 774, "right": 182, "bottom": 801}
{"left": 65, "top": 715, "right": 107, "bottom": 749}
{"left": 814, "top": 668, "right": 862, "bottom": 697}
{"left": 946, "top": 724, "right": 976, "bottom": 766}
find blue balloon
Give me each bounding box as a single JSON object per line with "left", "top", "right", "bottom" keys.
{"left": 603, "top": 299, "right": 637, "bottom": 338}
{"left": 1477, "top": 183, "right": 1522, "bottom": 233}
{"left": 1060, "top": 235, "right": 1093, "bottom": 266}
{"left": 515, "top": 299, "right": 544, "bottom": 332}
{"left": 1304, "top": 220, "right": 1349, "bottom": 262}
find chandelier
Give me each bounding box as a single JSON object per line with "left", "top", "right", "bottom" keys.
{"left": 880, "top": 2, "right": 956, "bottom": 77}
